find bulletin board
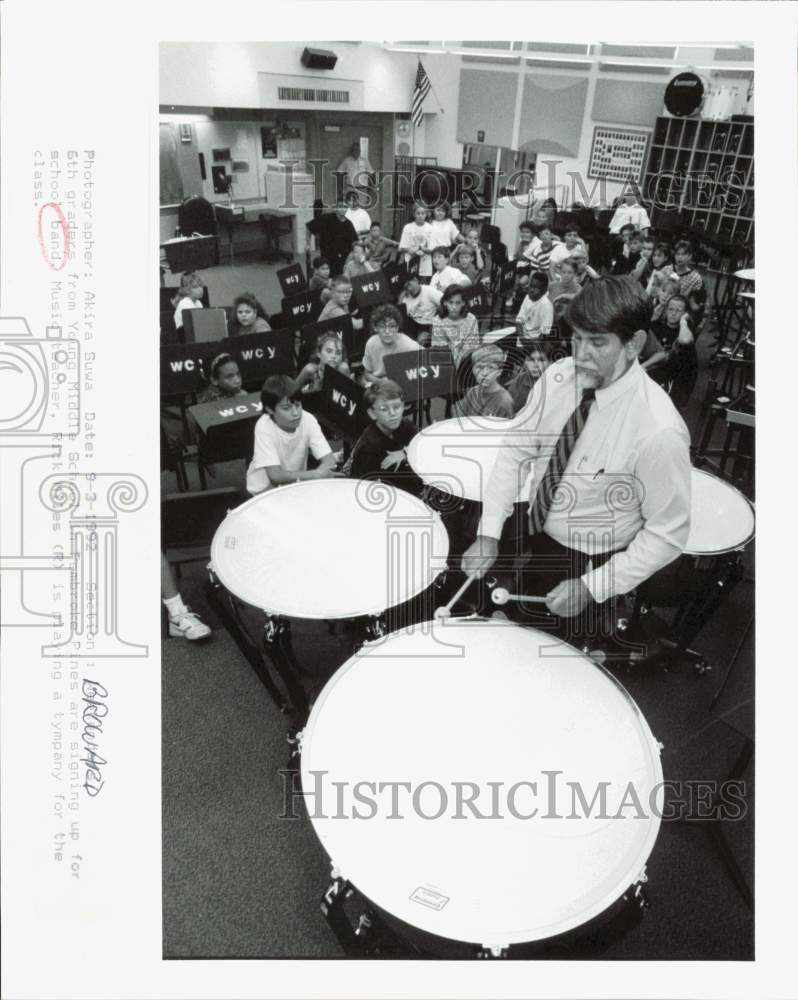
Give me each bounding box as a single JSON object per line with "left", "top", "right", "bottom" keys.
{"left": 588, "top": 126, "right": 650, "bottom": 183}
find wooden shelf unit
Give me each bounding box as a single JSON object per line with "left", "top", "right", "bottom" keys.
{"left": 643, "top": 116, "right": 753, "bottom": 248}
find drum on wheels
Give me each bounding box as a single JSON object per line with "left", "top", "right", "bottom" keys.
{"left": 300, "top": 618, "right": 663, "bottom": 958}
{"left": 207, "top": 479, "right": 449, "bottom": 722}
{"left": 634, "top": 468, "right": 755, "bottom": 670}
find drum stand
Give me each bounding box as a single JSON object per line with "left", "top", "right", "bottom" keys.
{"left": 625, "top": 547, "right": 747, "bottom": 675}
{"left": 205, "top": 569, "right": 309, "bottom": 723}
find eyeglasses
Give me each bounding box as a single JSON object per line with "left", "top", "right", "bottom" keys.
{"left": 375, "top": 323, "right": 399, "bottom": 333}
{"left": 373, "top": 402, "right": 404, "bottom": 415}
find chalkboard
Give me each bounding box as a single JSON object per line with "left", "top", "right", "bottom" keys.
{"left": 160, "top": 123, "right": 184, "bottom": 206}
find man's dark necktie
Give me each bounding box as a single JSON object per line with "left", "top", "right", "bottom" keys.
{"left": 528, "top": 388, "right": 596, "bottom": 534}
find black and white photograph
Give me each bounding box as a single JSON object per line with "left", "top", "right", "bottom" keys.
{"left": 159, "top": 38, "right": 756, "bottom": 961}
{"left": 1, "top": 4, "right": 796, "bottom": 999}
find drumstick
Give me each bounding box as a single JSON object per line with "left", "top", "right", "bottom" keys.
{"left": 434, "top": 572, "right": 479, "bottom": 621}
{"left": 491, "top": 587, "right": 548, "bottom": 606}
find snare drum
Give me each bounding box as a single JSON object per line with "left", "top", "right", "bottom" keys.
{"left": 207, "top": 480, "right": 449, "bottom": 717}
{"left": 301, "top": 618, "right": 663, "bottom": 957}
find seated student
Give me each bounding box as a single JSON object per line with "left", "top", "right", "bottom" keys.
{"left": 646, "top": 242, "right": 674, "bottom": 300}
{"left": 515, "top": 272, "right": 554, "bottom": 343}
{"left": 399, "top": 272, "right": 442, "bottom": 344}
{"left": 652, "top": 273, "right": 681, "bottom": 322}
{"left": 317, "top": 275, "right": 364, "bottom": 330}
{"left": 513, "top": 221, "right": 535, "bottom": 263}
{"left": 364, "top": 221, "right": 399, "bottom": 267}
{"left": 451, "top": 244, "right": 487, "bottom": 287}
{"left": 296, "top": 332, "right": 352, "bottom": 394}
{"left": 398, "top": 202, "right": 434, "bottom": 279}
{"left": 632, "top": 234, "right": 656, "bottom": 287}
{"left": 548, "top": 224, "right": 587, "bottom": 281}
{"left": 505, "top": 271, "right": 531, "bottom": 314}
{"left": 547, "top": 256, "right": 581, "bottom": 305}
{"left": 454, "top": 345, "right": 514, "bottom": 419}
{"left": 526, "top": 224, "right": 561, "bottom": 276}
{"left": 672, "top": 239, "right": 705, "bottom": 325}
{"left": 344, "top": 191, "right": 372, "bottom": 238}
{"left": 343, "top": 240, "right": 378, "bottom": 280}
{"left": 196, "top": 353, "right": 247, "bottom": 404}
{"left": 640, "top": 293, "right": 699, "bottom": 411}
{"left": 506, "top": 340, "right": 550, "bottom": 415}
{"left": 246, "top": 374, "right": 341, "bottom": 494}
{"left": 431, "top": 284, "right": 481, "bottom": 368}
{"left": 608, "top": 189, "right": 651, "bottom": 235}
{"left": 229, "top": 291, "right": 271, "bottom": 336}
{"left": 173, "top": 270, "right": 205, "bottom": 330}
{"left": 570, "top": 246, "right": 600, "bottom": 287}
{"left": 429, "top": 245, "right": 471, "bottom": 294}
{"left": 428, "top": 202, "right": 463, "bottom": 250}
{"left": 464, "top": 226, "right": 487, "bottom": 272}
{"left": 349, "top": 380, "right": 424, "bottom": 495}
{"left": 361, "top": 303, "right": 420, "bottom": 385}
{"left": 612, "top": 226, "right": 642, "bottom": 275}
{"left": 309, "top": 256, "right": 334, "bottom": 304}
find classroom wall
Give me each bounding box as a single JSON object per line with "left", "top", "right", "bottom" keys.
{"left": 160, "top": 42, "right": 418, "bottom": 112}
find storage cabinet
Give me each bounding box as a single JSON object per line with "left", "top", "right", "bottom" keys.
{"left": 643, "top": 115, "right": 753, "bottom": 248}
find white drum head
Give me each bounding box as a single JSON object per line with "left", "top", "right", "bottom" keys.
{"left": 301, "top": 620, "right": 663, "bottom": 949}
{"left": 406, "top": 416, "right": 533, "bottom": 503}
{"left": 210, "top": 480, "right": 449, "bottom": 618}
{"left": 686, "top": 469, "right": 755, "bottom": 556}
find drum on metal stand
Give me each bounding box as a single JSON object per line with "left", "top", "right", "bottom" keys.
{"left": 299, "top": 618, "right": 664, "bottom": 958}
{"left": 207, "top": 479, "right": 449, "bottom": 724}
{"left": 633, "top": 468, "right": 755, "bottom": 671}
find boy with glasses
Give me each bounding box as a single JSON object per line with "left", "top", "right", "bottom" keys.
{"left": 349, "top": 380, "right": 423, "bottom": 495}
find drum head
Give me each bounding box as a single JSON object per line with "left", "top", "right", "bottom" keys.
{"left": 210, "top": 480, "right": 449, "bottom": 618}
{"left": 406, "top": 416, "right": 533, "bottom": 503}
{"left": 301, "top": 620, "right": 663, "bottom": 949}
{"left": 686, "top": 469, "right": 755, "bottom": 555}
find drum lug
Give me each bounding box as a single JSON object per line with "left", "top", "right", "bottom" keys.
{"left": 478, "top": 942, "right": 508, "bottom": 959}
{"left": 365, "top": 615, "right": 387, "bottom": 641}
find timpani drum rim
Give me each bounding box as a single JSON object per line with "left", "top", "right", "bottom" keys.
{"left": 686, "top": 468, "right": 755, "bottom": 557}
{"left": 300, "top": 618, "right": 664, "bottom": 948}
{"left": 208, "top": 479, "right": 449, "bottom": 619}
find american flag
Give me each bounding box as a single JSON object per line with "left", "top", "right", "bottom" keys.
{"left": 411, "top": 60, "right": 431, "bottom": 126}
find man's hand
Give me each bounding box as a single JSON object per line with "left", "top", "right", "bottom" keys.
{"left": 460, "top": 535, "right": 499, "bottom": 579}
{"left": 545, "top": 578, "right": 592, "bottom": 617}
{"left": 381, "top": 449, "right": 405, "bottom": 471}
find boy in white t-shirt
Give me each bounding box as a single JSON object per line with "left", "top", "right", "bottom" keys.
{"left": 429, "top": 246, "right": 471, "bottom": 294}
{"left": 246, "top": 374, "right": 341, "bottom": 495}
{"left": 398, "top": 203, "right": 434, "bottom": 278}
{"left": 515, "top": 272, "right": 554, "bottom": 343}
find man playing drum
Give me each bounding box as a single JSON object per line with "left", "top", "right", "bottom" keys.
{"left": 461, "top": 276, "right": 692, "bottom": 647}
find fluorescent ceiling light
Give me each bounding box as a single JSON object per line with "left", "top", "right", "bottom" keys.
{"left": 525, "top": 55, "right": 593, "bottom": 65}
{"left": 599, "top": 62, "right": 676, "bottom": 70}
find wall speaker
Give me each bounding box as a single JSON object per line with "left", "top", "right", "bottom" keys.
{"left": 301, "top": 47, "right": 338, "bottom": 71}
{"left": 664, "top": 72, "right": 705, "bottom": 117}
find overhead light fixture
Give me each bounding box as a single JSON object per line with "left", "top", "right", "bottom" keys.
{"left": 599, "top": 62, "right": 677, "bottom": 71}
{"left": 525, "top": 54, "right": 594, "bottom": 65}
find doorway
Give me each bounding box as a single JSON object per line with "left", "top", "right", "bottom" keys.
{"left": 316, "top": 122, "right": 387, "bottom": 233}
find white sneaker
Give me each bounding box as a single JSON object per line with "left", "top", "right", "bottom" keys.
{"left": 169, "top": 608, "right": 212, "bottom": 641}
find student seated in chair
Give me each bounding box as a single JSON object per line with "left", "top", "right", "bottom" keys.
{"left": 399, "top": 273, "right": 442, "bottom": 344}
{"left": 364, "top": 221, "right": 399, "bottom": 268}
{"left": 229, "top": 292, "right": 271, "bottom": 336}
{"left": 349, "top": 379, "right": 424, "bottom": 496}
{"left": 309, "top": 256, "right": 334, "bottom": 304}
{"left": 196, "top": 353, "right": 247, "bottom": 404}
{"left": 317, "top": 275, "right": 364, "bottom": 330}
{"left": 361, "top": 303, "right": 420, "bottom": 386}
{"left": 173, "top": 270, "right": 205, "bottom": 330}
{"left": 429, "top": 245, "right": 471, "bottom": 295}
{"left": 515, "top": 272, "right": 554, "bottom": 344}
{"left": 296, "top": 333, "right": 353, "bottom": 395}
{"left": 343, "top": 240, "right": 378, "bottom": 280}
{"left": 454, "top": 345, "right": 514, "bottom": 419}
{"left": 246, "top": 374, "right": 342, "bottom": 495}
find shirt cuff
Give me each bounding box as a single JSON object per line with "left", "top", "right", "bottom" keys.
{"left": 581, "top": 565, "right": 610, "bottom": 605}
{"left": 477, "top": 511, "right": 506, "bottom": 541}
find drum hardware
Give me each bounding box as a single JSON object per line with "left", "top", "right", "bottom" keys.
{"left": 434, "top": 571, "right": 479, "bottom": 620}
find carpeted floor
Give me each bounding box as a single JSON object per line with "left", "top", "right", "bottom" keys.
{"left": 162, "top": 264, "right": 754, "bottom": 960}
